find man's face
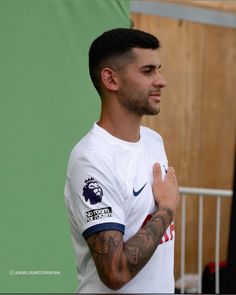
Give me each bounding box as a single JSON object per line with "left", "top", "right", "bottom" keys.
{"left": 116, "top": 48, "right": 167, "bottom": 116}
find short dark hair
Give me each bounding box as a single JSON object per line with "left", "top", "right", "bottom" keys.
{"left": 89, "top": 28, "right": 160, "bottom": 94}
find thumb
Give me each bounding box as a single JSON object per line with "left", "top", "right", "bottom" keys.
{"left": 153, "top": 163, "right": 162, "bottom": 181}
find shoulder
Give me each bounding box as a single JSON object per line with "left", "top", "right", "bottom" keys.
{"left": 66, "top": 124, "right": 113, "bottom": 173}
{"left": 140, "top": 125, "right": 164, "bottom": 144}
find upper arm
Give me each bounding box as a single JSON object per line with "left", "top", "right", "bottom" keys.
{"left": 68, "top": 153, "right": 126, "bottom": 233}
{"left": 67, "top": 153, "right": 128, "bottom": 288}
{"left": 86, "top": 230, "right": 130, "bottom": 290}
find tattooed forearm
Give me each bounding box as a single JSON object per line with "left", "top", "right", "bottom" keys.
{"left": 124, "top": 206, "right": 173, "bottom": 277}
{"left": 86, "top": 206, "right": 173, "bottom": 289}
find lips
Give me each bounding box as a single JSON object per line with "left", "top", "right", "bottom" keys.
{"left": 150, "top": 92, "right": 161, "bottom": 96}
{"left": 149, "top": 92, "right": 161, "bottom": 102}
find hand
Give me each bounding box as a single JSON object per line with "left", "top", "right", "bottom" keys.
{"left": 152, "top": 163, "right": 179, "bottom": 218}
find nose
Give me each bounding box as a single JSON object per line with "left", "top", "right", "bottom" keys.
{"left": 153, "top": 72, "right": 167, "bottom": 88}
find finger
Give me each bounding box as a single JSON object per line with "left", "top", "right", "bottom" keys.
{"left": 166, "top": 167, "right": 177, "bottom": 182}
{"left": 153, "top": 163, "right": 162, "bottom": 181}
{"left": 167, "top": 167, "right": 175, "bottom": 174}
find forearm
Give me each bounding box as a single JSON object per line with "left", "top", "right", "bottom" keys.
{"left": 123, "top": 206, "right": 173, "bottom": 280}
{"left": 87, "top": 206, "right": 173, "bottom": 289}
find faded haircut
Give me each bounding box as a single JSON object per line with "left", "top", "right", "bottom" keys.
{"left": 89, "top": 28, "right": 160, "bottom": 94}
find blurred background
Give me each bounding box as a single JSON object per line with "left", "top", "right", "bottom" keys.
{"left": 0, "top": 0, "right": 235, "bottom": 293}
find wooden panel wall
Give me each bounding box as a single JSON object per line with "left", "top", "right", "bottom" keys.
{"left": 131, "top": 10, "right": 236, "bottom": 279}
{"left": 158, "top": 0, "right": 236, "bottom": 13}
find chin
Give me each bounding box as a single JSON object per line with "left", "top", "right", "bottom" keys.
{"left": 145, "top": 108, "right": 160, "bottom": 116}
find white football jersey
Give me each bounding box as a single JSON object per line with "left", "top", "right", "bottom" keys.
{"left": 64, "top": 123, "right": 175, "bottom": 293}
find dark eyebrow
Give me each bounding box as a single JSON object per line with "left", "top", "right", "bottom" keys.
{"left": 140, "top": 64, "right": 161, "bottom": 70}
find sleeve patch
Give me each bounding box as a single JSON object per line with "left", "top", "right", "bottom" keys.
{"left": 85, "top": 206, "right": 112, "bottom": 222}
{"left": 82, "top": 177, "right": 103, "bottom": 205}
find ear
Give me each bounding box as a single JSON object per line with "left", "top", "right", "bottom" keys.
{"left": 100, "top": 67, "right": 118, "bottom": 92}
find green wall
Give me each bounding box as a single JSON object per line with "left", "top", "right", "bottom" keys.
{"left": 0, "top": 0, "right": 130, "bottom": 292}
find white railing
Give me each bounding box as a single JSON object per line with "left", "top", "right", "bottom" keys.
{"left": 178, "top": 187, "right": 233, "bottom": 294}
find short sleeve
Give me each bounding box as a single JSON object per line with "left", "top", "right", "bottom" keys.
{"left": 67, "top": 151, "right": 126, "bottom": 239}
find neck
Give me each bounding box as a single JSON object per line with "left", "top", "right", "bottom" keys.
{"left": 97, "top": 101, "right": 142, "bottom": 143}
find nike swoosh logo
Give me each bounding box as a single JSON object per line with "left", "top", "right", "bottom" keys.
{"left": 133, "top": 183, "right": 147, "bottom": 197}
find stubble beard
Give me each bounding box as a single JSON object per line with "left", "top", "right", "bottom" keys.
{"left": 118, "top": 89, "right": 160, "bottom": 117}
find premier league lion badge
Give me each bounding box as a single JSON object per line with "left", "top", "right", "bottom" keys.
{"left": 82, "top": 177, "right": 103, "bottom": 205}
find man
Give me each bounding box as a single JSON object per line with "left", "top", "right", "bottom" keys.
{"left": 64, "top": 28, "right": 179, "bottom": 293}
